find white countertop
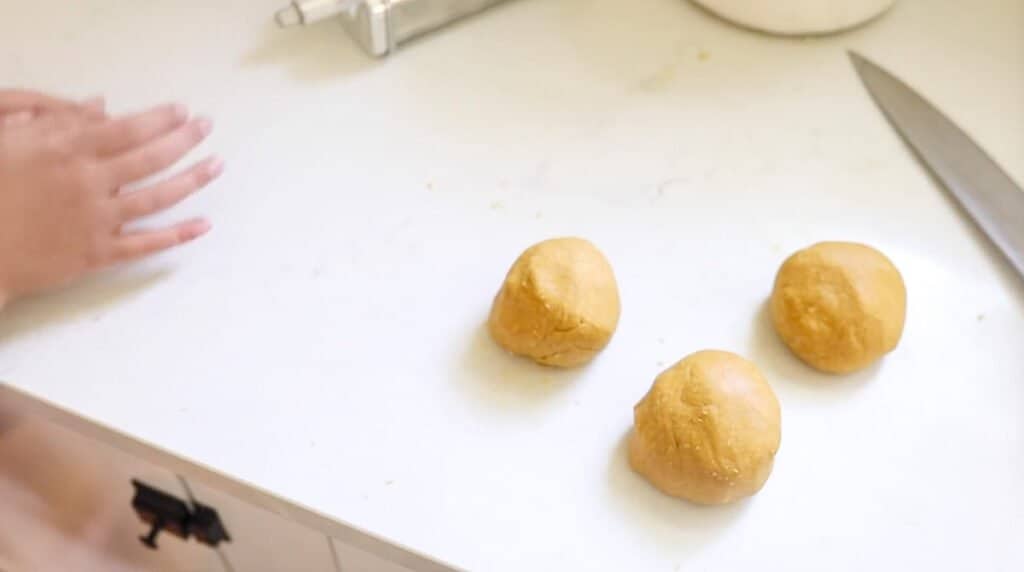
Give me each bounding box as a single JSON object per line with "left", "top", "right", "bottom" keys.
{"left": 2, "top": 0, "right": 1023, "bottom": 570}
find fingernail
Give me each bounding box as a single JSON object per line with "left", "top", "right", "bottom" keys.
{"left": 184, "top": 219, "right": 212, "bottom": 241}
{"left": 170, "top": 103, "right": 189, "bottom": 121}
{"left": 206, "top": 156, "right": 225, "bottom": 178}
{"left": 195, "top": 117, "right": 213, "bottom": 138}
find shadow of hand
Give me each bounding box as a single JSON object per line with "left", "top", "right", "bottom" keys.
{"left": 0, "top": 269, "right": 170, "bottom": 347}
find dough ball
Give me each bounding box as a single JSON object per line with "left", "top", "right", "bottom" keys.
{"left": 488, "top": 237, "right": 620, "bottom": 367}
{"left": 629, "top": 350, "right": 781, "bottom": 505}
{"left": 770, "top": 241, "right": 906, "bottom": 374}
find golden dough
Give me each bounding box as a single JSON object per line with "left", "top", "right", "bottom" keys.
{"left": 629, "top": 350, "right": 781, "bottom": 505}
{"left": 488, "top": 237, "right": 620, "bottom": 367}
{"left": 770, "top": 241, "right": 906, "bottom": 374}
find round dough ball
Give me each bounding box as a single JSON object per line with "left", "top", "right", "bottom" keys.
{"left": 629, "top": 350, "right": 781, "bottom": 505}
{"left": 488, "top": 237, "right": 620, "bottom": 367}
{"left": 770, "top": 241, "right": 907, "bottom": 374}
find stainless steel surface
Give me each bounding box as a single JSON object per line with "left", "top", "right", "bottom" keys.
{"left": 388, "top": 0, "right": 508, "bottom": 46}
{"left": 275, "top": 4, "right": 302, "bottom": 26}
{"left": 340, "top": 0, "right": 390, "bottom": 56}
{"left": 275, "top": 0, "right": 358, "bottom": 27}
{"left": 275, "top": 0, "right": 510, "bottom": 57}
{"left": 851, "top": 51, "right": 1024, "bottom": 281}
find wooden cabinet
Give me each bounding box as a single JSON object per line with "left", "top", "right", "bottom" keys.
{"left": 186, "top": 480, "right": 337, "bottom": 572}
{"left": 0, "top": 417, "right": 221, "bottom": 572}
{"left": 0, "top": 392, "right": 449, "bottom": 572}
{"left": 331, "top": 539, "right": 419, "bottom": 572}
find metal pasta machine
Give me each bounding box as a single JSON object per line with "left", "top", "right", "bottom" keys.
{"left": 275, "top": 0, "right": 511, "bottom": 57}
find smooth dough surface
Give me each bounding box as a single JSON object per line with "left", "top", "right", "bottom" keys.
{"left": 770, "top": 241, "right": 906, "bottom": 374}
{"left": 488, "top": 237, "right": 620, "bottom": 368}
{"left": 630, "top": 350, "right": 781, "bottom": 505}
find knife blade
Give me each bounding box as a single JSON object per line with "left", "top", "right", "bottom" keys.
{"left": 849, "top": 51, "right": 1024, "bottom": 281}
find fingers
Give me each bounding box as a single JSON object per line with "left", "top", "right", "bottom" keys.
{"left": 117, "top": 156, "right": 224, "bottom": 221}
{"left": 104, "top": 117, "right": 212, "bottom": 185}
{"left": 0, "top": 89, "right": 80, "bottom": 116}
{"left": 0, "top": 90, "right": 105, "bottom": 126}
{"left": 84, "top": 103, "right": 189, "bottom": 157}
{"left": 78, "top": 96, "right": 107, "bottom": 120}
{"left": 0, "top": 96, "right": 104, "bottom": 130}
{"left": 112, "top": 218, "right": 211, "bottom": 262}
{"left": 8, "top": 109, "right": 97, "bottom": 136}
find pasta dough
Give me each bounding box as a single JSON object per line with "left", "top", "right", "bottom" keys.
{"left": 630, "top": 350, "right": 782, "bottom": 505}
{"left": 488, "top": 237, "right": 620, "bottom": 368}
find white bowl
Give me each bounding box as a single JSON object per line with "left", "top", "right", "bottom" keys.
{"left": 692, "top": 0, "right": 897, "bottom": 35}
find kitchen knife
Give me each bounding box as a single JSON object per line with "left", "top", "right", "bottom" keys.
{"left": 849, "top": 51, "right": 1024, "bottom": 281}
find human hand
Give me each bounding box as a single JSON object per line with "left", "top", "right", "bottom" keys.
{"left": 0, "top": 103, "right": 221, "bottom": 308}
{"left": 0, "top": 89, "right": 105, "bottom": 125}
